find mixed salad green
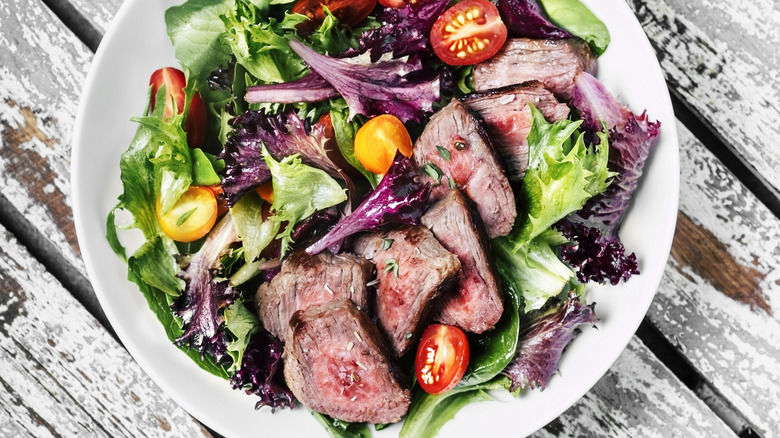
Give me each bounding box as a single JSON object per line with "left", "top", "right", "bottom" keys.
{"left": 107, "top": 0, "right": 660, "bottom": 435}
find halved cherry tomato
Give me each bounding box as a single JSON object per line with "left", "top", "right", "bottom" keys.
{"left": 292, "top": 0, "right": 377, "bottom": 34}
{"left": 430, "top": 0, "right": 508, "bottom": 66}
{"left": 149, "top": 67, "right": 207, "bottom": 148}
{"left": 415, "top": 324, "right": 470, "bottom": 394}
{"left": 354, "top": 114, "right": 413, "bottom": 174}
{"left": 156, "top": 186, "right": 218, "bottom": 242}
{"left": 255, "top": 181, "right": 274, "bottom": 203}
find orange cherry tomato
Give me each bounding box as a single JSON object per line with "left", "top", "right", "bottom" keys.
{"left": 292, "top": 0, "right": 377, "bottom": 34}
{"left": 149, "top": 67, "right": 207, "bottom": 148}
{"left": 415, "top": 324, "right": 470, "bottom": 394}
{"left": 255, "top": 181, "right": 274, "bottom": 203}
{"left": 430, "top": 0, "right": 508, "bottom": 66}
{"left": 156, "top": 186, "right": 218, "bottom": 242}
{"left": 354, "top": 114, "right": 413, "bottom": 174}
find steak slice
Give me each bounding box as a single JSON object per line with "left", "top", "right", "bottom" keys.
{"left": 421, "top": 189, "right": 503, "bottom": 333}
{"left": 255, "top": 250, "right": 373, "bottom": 340}
{"left": 461, "top": 82, "right": 570, "bottom": 181}
{"left": 284, "top": 299, "right": 410, "bottom": 424}
{"left": 473, "top": 38, "right": 597, "bottom": 101}
{"left": 413, "top": 99, "right": 516, "bottom": 238}
{"left": 354, "top": 226, "right": 460, "bottom": 357}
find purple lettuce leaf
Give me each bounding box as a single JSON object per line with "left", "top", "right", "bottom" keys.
{"left": 306, "top": 153, "right": 431, "bottom": 254}
{"left": 498, "top": 0, "right": 572, "bottom": 39}
{"left": 556, "top": 219, "right": 639, "bottom": 285}
{"left": 172, "top": 216, "right": 240, "bottom": 364}
{"left": 569, "top": 72, "right": 661, "bottom": 239}
{"left": 245, "top": 71, "right": 339, "bottom": 104}
{"left": 354, "top": 0, "right": 450, "bottom": 62}
{"left": 229, "top": 332, "right": 294, "bottom": 411}
{"left": 502, "top": 293, "right": 598, "bottom": 391}
{"left": 219, "top": 110, "right": 355, "bottom": 206}
{"left": 290, "top": 39, "right": 441, "bottom": 123}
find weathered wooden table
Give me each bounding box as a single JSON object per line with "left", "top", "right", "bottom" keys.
{"left": 2, "top": 0, "right": 778, "bottom": 436}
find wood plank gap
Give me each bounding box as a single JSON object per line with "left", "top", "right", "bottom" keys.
{"left": 635, "top": 319, "right": 763, "bottom": 438}
{"left": 39, "top": 0, "right": 103, "bottom": 53}
{"left": 669, "top": 89, "right": 780, "bottom": 220}
{"left": 0, "top": 193, "right": 114, "bottom": 337}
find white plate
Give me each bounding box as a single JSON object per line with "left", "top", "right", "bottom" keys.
{"left": 72, "top": 0, "right": 679, "bottom": 436}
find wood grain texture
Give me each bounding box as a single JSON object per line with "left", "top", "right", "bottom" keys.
{"left": 0, "top": 0, "right": 91, "bottom": 273}
{"left": 0, "top": 224, "right": 211, "bottom": 438}
{"left": 628, "top": 0, "right": 780, "bottom": 194}
{"left": 534, "top": 337, "right": 734, "bottom": 438}
{"left": 649, "top": 121, "right": 780, "bottom": 437}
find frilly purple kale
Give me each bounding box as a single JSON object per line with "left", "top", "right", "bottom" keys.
{"left": 219, "top": 110, "right": 353, "bottom": 206}
{"left": 569, "top": 72, "right": 661, "bottom": 239}
{"left": 306, "top": 153, "right": 431, "bottom": 254}
{"left": 289, "top": 39, "right": 441, "bottom": 123}
{"left": 498, "top": 0, "right": 572, "bottom": 40}
{"left": 556, "top": 220, "right": 639, "bottom": 285}
{"left": 557, "top": 72, "right": 660, "bottom": 285}
{"left": 172, "top": 216, "right": 240, "bottom": 364}
{"left": 355, "top": 0, "right": 450, "bottom": 62}
{"left": 502, "top": 293, "right": 598, "bottom": 391}
{"left": 229, "top": 332, "right": 294, "bottom": 411}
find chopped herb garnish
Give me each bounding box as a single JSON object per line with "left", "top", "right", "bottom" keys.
{"left": 422, "top": 162, "right": 443, "bottom": 183}
{"left": 176, "top": 207, "right": 198, "bottom": 226}
{"left": 448, "top": 177, "right": 458, "bottom": 189}
{"left": 383, "top": 258, "right": 400, "bottom": 278}
{"left": 436, "top": 145, "right": 451, "bottom": 161}
{"left": 381, "top": 238, "right": 394, "bottom": 251}
{"left": 405, "top": 332, "right": 413, "bottom": 340}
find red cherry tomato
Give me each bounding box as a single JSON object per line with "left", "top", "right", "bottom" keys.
{"left": 149, "top": 67, "right": 207, "bottom": 148}
{"left": 292, "top": 0, "right": 377, "bottom": 34}
{"left": 378, "top": 0, "right": 407, "bottom": 8}
{"left": 415, "top": 324, "right": 470, "bottom": 394}
{"left": 430, "top": 0, "right": 508, "bottom": 66}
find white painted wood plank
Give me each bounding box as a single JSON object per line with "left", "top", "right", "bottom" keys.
{"left": 0, "top": 0, "right": 91, "bottom": 273}
{"left": 534, "top": 337, "right": 734, "bottom": 438}
{"left": 628, "top": 0, "right": 780, "bottom": 193}
{"left": 647, "top": 121, "right": 780, "bottom": 438}
{"left": 0, "top": 223, "right": 211, "bottom": 437}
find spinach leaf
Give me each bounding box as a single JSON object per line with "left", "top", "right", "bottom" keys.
{"left": 539, "top": 0, "right": 611, "bottom": 56}
{"left": 311, "top": 412, "right": 372, "bottom": 438}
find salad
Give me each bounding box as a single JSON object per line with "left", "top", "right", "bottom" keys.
{"left": 104, "top": 0, "right": 661, "bottom": 435}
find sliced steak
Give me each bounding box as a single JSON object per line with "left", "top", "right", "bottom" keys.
{"left": 255, "top": 250, "right": 373, "bottom": 340}
{"left": 421, "top": 189, "right": 503, "bottom": 333}
{"left": 354, "top": 226, "right": 460, "bottom": 356}
{"left": 413, "top": 99, "right": 516, "bottom": 238}
{"left": 473, "top": 38, "right": 597, "bottom": 101}
{"left": 284, "top": 299, "right": 410, "bottom": 423}
{"left": 461, "top": 82, "right": 570, "bottom": 181}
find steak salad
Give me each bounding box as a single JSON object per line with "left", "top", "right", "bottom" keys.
{"left": 105, "top": 0, "right": 660, "bottom": 435}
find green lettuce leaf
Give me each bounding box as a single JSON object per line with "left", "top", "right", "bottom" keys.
{"left": 165, "top": 0, "right": 235, "bottom": 89}
{"left": 223, "top": 1, "right": 308, "bottom": 83}
{"left": 311, "top": 412, "right": 372, "bottom": 438}
{"left": 539, "top": 0, "right": 611, "bottom": 56}
{"left": 262, "top": 145, "right": 347, "bottom": 256}
{"left": 224, "top": 299, "right": 261, "bottom": 372}
{"left": 230, "top": 191, "right": 280, "bottom": 262}
{"left": 514, "top": 105, "right": 613, "bottom": 248}
{"left": 132, "top": 234, "right": 185, "bottom": 296}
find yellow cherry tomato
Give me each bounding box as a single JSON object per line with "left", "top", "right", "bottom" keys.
{"left": 156, "top": 186, "right": 218, "bottom": 242}
{"left": 354, "top": 114, "right": 413, "bottom": 174}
